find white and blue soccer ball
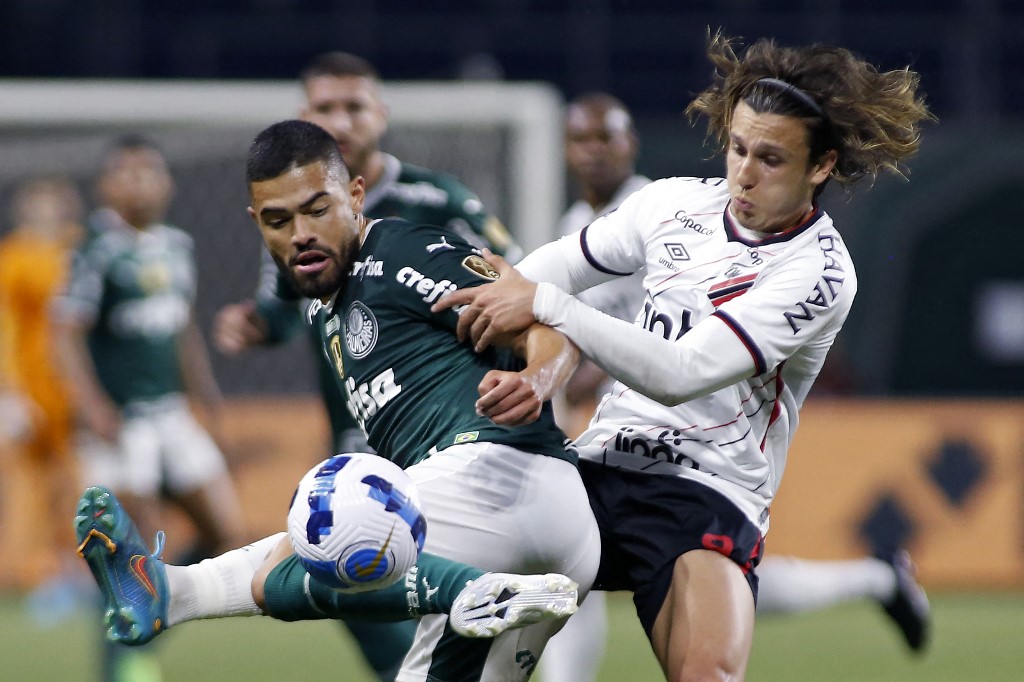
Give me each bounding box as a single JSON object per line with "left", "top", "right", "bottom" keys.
{"left": 287, "top": 452, "right": 427, "bottom": 593}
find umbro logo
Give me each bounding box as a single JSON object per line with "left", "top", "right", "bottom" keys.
{"left": 664, "top": 243, "right": 690, "bottom": 261}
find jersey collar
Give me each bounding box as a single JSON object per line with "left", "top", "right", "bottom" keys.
{"left": 723, "top": 201, "right": 824, "bottom": 246}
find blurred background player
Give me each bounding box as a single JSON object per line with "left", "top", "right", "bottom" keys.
{"left": 538, "top": 92, "right": 648, "bottom": 682}
{"left": 0, "top": 174, "right": 84, "bottom": 616}
{"left": 53, "top": 135, "right": 248, "bottom": 682}
{"left": 212, "top": 51, "right": 522, "bottom": 681}
{"left": 537, "top": 91, "right": 930, "bottom": 682}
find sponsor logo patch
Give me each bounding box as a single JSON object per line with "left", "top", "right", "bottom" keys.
{"left": 352, "top": 256, "right": 384, "bottom": 279}
{"left": 461, "top": 255, "right": 500, "bottom": 280}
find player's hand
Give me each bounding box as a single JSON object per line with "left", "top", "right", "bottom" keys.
{"left": 214, "top": 300, "right": 268, "bottom": 354}
{"left": 431, "top": 249, "right": 538, "bottom": 352}
{"left": 476, "top": 369, "right": 543, "bottom": 426}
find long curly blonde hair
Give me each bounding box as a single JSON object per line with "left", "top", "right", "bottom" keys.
{"left": 686, "top": 31, "right": 935, "bottom": 191}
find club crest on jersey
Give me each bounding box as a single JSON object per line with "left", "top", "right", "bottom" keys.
{"left": 344, "top": 301, "right": 378, "bottom": 359}
{"left": 461, "top": 255, "right": 499, "bottom": 281}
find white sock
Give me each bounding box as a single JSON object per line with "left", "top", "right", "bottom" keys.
{"left": 165, "top": 533, "right": 286, "bottom": 626}
{"left": 757, "top": 555, "right": 896, "bottom": 614}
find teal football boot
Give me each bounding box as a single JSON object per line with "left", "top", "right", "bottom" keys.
{"left": 75, "top": 486, "right": 169, "bottom": 645}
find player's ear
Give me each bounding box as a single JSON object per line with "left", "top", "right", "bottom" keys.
{"left": 246, "top": 206, "right": 258, "bottom": 225}
{"left": 811, "top": 150, "right": 838, "bottom": 184}
{"left": 348, "top": 176, "right": 366, "bottom": 213}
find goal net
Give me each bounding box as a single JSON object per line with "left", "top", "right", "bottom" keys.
{"left": 0, "top": 79, "right": 565, "bottom": 395}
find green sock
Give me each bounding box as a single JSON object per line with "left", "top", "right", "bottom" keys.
{"left": 263, "top": 552, "right": 484, "bottom": 623}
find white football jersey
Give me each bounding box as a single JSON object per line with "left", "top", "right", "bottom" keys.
{"left": 521, "top": 176, "right": 857, "bottom": 533}
{"left": 557, "top": 174, "right": 651, "bottom": 325}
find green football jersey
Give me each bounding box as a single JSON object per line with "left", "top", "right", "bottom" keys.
{"left": 309, "top": 218, "right": 571, "bottom": 469}
{"left": 56, "top": 209, "right": 196, "bottom": 406}
{"left": 256, "top": 154, "right": 521, "bottom": 447}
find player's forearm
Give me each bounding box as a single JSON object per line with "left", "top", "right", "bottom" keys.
{"left": 533, "top": 283, "right": 754, "bottom": 405}
{"left": 179, "top": 317, "right": 224, "bottom": 415}
{"left": 52, "top": 321, "right": 112, "bottom": 407}
{"left": 514, "top": 323, "right": 581, "bottom": 404}
{"left": 255, "top": 294, "right": 304, "bottom": 344}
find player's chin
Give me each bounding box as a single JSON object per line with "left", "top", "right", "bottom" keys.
{"left": 291, "top": 269, "right": 343, "bottom": 299}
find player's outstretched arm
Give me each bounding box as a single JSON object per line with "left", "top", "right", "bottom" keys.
{"left": 213, "top": 299, "right": 269, "bottom": 354}
{"left": 431, "top": 249, "right": 539, "bottom": 351}
{"left": 476, "top": 324, "right": 581, "bottom": 426}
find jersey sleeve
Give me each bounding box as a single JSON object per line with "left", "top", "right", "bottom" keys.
{"left": 379, "top": 223, "right": 502, "bottom": 333}
{"left": 516, "top": 183, "right": 655, "bottom": 293}
{"left": 574, "top": 181, "right": 659, "bottom": 276}
{"left": 534, "top": 282, "right": 754, "bottom": 405}
{"left": 714, "top": 238, "right": 857, "bottom": 375}
{"left": 531, "top": 225, "right": 857, "bottom": 406}
{"left": 52, "top": 236, "right": 108, "bottom": 325}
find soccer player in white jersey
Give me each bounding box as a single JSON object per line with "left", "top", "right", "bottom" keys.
{"left": 542, "top": 92, "right": 932, "bottom": 682}
{"left": 436, "top": 32, "right": 934, "bottom": 680}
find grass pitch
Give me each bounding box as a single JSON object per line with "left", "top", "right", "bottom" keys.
{"left": 2, "top": 590, "right": 1022, "bottom": 681}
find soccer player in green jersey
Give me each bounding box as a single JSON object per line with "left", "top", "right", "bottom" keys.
{"left": 55, "top": 135, "right": 249, "bottom": 682}
{"left": 215, "top": 52, "right": 520, "bottom": 455}
{"left": 76, "top": 119, "right": 598, "bottom": 682}
{"left": 212, "top": 52, "right": 524, "bottom": 680}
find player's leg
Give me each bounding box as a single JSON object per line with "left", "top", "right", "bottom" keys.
{"left": 76, "top": 483, "right": 579, "bottom": 648}
{"left": 157, "top": 403, "right": 247, "bottom": 556}
{"left": 77, "top": 415, "right": 165, "bottom": 681}
{"left": 340, "top": 620, "right": 418, "bottom": 682}
{"left": 579, "top": 460, "right": 761, "bottom": 681}
{"left": 757, "top": 554, "right": 896, "bottom": 613}
{"left": 756, "top": 551, "right": 930, "bottom": 651}
{"left": 536, "top": 590, "right": 608, "bottom": 682}
{"left": 650, "top": 550, "right": 755, "bottom": 680}
{"left": 398, "top": 443, "right": 599, "bottom": 682}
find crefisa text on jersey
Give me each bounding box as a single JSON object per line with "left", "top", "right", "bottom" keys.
{"left": 352, "top": 256, "right": 384, "bottom": 279}
{"left": 396, "top": 265, "right": 458, "bottom": 304}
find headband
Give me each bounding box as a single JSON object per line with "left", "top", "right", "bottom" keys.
{"left": 754, "top": 77, "right": 824, "bottom": 118}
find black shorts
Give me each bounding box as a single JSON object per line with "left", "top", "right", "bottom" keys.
{"left": 580, "top": 458, "right": 764, "bottom": 637}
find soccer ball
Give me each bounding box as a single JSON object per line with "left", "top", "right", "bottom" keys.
{"left": 287, "top": 453, "right": 427, "bottom": 593}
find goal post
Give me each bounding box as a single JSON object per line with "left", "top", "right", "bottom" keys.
{"left": 0, "top": 78, "right": 566, "bottom": 395}
{"left": 0, "top": 78, "right": 566, "bottom": 252}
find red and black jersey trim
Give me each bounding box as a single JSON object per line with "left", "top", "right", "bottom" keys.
{"left": 714, "top": 310, "right": 767, "bottom": 375}
{"left": 723, "top": 202, "right": 824, "bottom": 247}
{"left": 580, "top": 225, "right": 634, "bottom": 276}
{"left": 708, "top": 273, "right": 757, "bottom": 307}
